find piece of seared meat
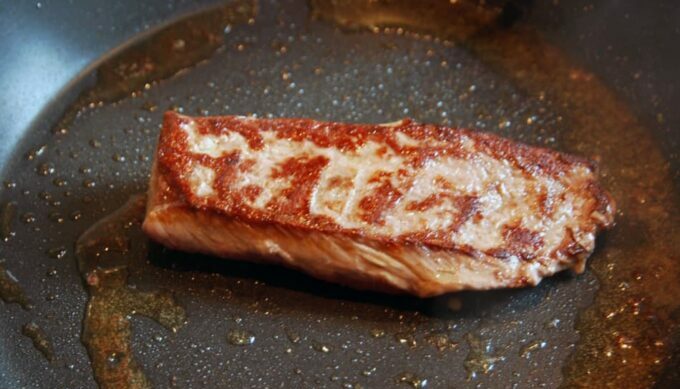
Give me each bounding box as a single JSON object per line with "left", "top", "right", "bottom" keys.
{"left": 142, "top": 112, "right": 615, "bottom": 297}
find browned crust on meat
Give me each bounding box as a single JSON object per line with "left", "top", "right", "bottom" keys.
{"left": 155, "top": 111, "right": 615, "bottom": 258}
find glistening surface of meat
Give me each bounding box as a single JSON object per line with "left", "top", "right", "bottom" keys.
{"left": 142, "top": 112, "right": 615, "bottom": 297}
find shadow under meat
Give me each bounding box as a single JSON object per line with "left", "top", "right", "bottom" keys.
{"left": 147, "top": 241, "right": 570, "bottom": 319}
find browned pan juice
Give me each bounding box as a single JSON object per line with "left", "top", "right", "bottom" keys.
{"left": 1, "top": 0, "right": 677, "bottom": 387}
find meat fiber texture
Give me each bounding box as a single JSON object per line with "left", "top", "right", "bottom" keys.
{"left": 143, "top": 112, "right": 615, "bottom": 297}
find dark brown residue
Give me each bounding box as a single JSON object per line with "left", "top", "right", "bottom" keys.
{"left": 76, "top": 196, "right": 186, "bottom": 388}
{"left": 22, "top": 322, "right": 55, "bottom": 362}
{"left": 0, "top": 263, "right": 32, "bottom": 310}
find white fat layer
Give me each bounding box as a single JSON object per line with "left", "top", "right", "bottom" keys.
{"left": 180, "top": 118, "right": 585, "bottom": 254}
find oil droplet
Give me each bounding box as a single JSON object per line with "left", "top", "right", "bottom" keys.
{"left": 36, "top": 162, "right": 55, "bottom": 176}
{"left": 312, "top": 341, "right": 332, "bottom": 353}
{"left": 227, "top": 329, "right": 255, "bottom": 346}
{"left": 464, "top": 332, "right": 505, "bottom": 380}
{"left": 394, "top": 332, "right": 417, "bottom": 348}
{"left": 112, "top": 153, "right": 126, "bottom": 163}
{"left": 38, "top": 191, "right": 52, "bottom": 201}
{"left": 106, "top": 352, "right": 122, "bottom": 365}
{"left": 70, "top": 211, "right": 83, "bottom": 221}
{"left": 141, "top": 101, "right": 158, "bottom": 112}
{"left": 25, "top": 145, "right": 47, "bottom": 161}
{"left": 21, "top": 322, "right": 54, "bottom": 361}
{"left": 47, "top": 246, "right": 68, "bottom": 259}
{"left": 545, "top": 318, "right": 560, "bottom": 329}
{"left": 82, "top": 179, "right": 96, "bottom": 189}
{"left": 362, "top": 367, "right": 377, "bottom": 376}
{"left": 89, "top": 139, "right": 102, "bottom": 149}
{"left": 0, "top": 263, "right": 32, "bottom": 309}
{"left": 370, "top": 328, "right": 385, "bottom": 338}
{"left": 395, "top": 372, "right": 428, "bottom": 388}
{"left": 52, "top": 178, "right": 68, "bottom": 187}
{"left": 21, "top": 213, "right": 36, "bottom": 224}
{"left": 1, "top": 201, "right": 17, "bottom": 241}
{"left": 48, "top": 212, "right": 65, "bottom": 224}
{"left": 285, "top": 328, "right": 301, "bottom": 344}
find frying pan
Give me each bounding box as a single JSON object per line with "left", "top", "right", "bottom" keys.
{"left": 1, "top": 0, "right": 678, "bottom": 387}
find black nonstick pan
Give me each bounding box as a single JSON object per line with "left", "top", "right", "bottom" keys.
{"left": 1, "top": 0, "right": 678, "bottom": 388}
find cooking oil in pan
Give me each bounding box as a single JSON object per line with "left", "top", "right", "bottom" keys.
{"left": 76, "top": 195, "right": 186, "bottom": 388}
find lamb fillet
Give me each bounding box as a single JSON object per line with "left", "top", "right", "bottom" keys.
{"left": 142, "top": 111, "right": 615, "bottom": 297}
